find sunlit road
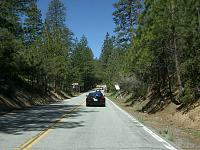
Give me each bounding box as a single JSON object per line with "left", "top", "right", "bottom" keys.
{"left": 0, "top": 93, "right": 179, "bottom": 150}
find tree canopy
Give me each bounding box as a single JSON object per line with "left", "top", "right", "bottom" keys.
{"left": 0, "top": 0, "right": 98, "bottom": 96}
{"left": 1, "top": 0, "right": 200, "bottom": 110}
{"left": 99, "top": 0, "right": 200, "bottom": 111}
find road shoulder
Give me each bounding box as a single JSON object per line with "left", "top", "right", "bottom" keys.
{"left": 107, "top": 94, "right": 200, "bottom": 150}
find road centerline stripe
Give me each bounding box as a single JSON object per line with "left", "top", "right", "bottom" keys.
{"left": 15, "top": 100, "right": 85, "bottom": 150}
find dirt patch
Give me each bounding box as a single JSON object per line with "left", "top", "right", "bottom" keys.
{"left": 107, "top": 93, "right": 200, "bottom": 150}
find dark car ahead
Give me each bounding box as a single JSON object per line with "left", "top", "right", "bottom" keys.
{"left": 86, "top": 91, "right": 105, "bottom": 107}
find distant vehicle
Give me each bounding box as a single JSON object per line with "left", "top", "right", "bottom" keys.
{"left": 86, "top": 91, "right": 105, "bottom": 107}
{"left": 96, "top": 88, "right": 102, "bottom": 92}
{"left": 96, "top": 84, "right": 107, "bottom": 93}
{"left": 95, "top": 87, "right": 104, "bottom": 93}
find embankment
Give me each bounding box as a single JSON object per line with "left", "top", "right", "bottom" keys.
{"left": 107, "top": 93, "right": 200, "bottom": 150}
{"left": 0, "top": 87, "right": 71, "bottom": 114}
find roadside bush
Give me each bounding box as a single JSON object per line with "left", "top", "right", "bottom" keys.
{"left": 179, "top": 81, "right": 196, "bottom": 105}
{"left": 119, "top": 75, "right": 146, "bottom": 99}
{"left": 1, "top": 80, "right": 16, "bottom": 97}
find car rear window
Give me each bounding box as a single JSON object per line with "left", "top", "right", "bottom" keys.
{"left": 88, "top": 92, "right": 103, "bottom": 97}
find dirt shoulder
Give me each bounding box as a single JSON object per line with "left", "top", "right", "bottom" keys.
{"left": 107, "top": 93, "right": 200, "bottom": 150}
{"left": 0, "top": 88, "right": 72, "bottom": 115}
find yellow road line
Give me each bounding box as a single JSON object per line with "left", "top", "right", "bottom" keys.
{"left": 15, "top": 100, "right": 85, "bottom": 150}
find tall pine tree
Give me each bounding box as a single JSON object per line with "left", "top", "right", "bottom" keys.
{"left": 113, "top": 0, "right": 142, "bottom": 46}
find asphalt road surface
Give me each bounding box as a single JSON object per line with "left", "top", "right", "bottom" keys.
{"left": 0, "top": 93, "right": 179, "bottom": 150}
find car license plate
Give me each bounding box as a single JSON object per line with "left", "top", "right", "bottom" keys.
{"left": 94, "top": 98, "right": 98, "bottom": 101}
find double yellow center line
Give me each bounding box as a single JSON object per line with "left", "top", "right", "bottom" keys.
{"left": 15, "top": 100, "right": 85, "bottom": 150}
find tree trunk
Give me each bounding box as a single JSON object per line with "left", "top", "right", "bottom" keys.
{"left": 128, "top": 0, "right": 133, "bottom": 36}
{"left": 173, "top": 37, "right": 183, "bottom": 94}
{"left": 171, "top": 1, "right": 183, "bottom": 94}
{"left": 45, "top": 75, "right": 48, "bottom": 93}
{"left": 197, "top": 2, "right": 200, "bottom": 32}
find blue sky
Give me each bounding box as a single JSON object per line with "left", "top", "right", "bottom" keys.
{"left": 37, "top": 0, "right": 117, "bottom": 58}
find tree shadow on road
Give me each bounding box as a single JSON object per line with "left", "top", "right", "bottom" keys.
{"left": 0, "top": 103, "right": 98, "bottom": 135}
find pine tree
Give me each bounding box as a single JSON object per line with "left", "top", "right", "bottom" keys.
{"left": 24, "top": 1, "right": 43, "bottom": 45}
{"left": 99, "top": 33, "right": 114, "bottom": 68}
{"left": 0, "top": 0, "right": 35, "bottom": 95}
{"left": 113, "top": 0, "right": 142, "bottom": 46}
{"left": 46, "top": 0, "right": 66, "bottom": 30}
{"left": 39, "top": 0, "right": 72, "bottom": 92}
{"left": 122, "top": 0, "right": 200, "bottom": 108}
{"left": 71, "top": 35, "right": 95, "bottom": 91}
{"left": 99, "top": 33, "right": 123, "bottom": 89}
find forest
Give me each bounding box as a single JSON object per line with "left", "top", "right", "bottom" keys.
{"left": 0, "top": 0, "right": 97, "bottom": 98}
{"left": 99, "top": 0, "right": 200, "bottom": 112}
{"left": 0, "top": 0, "right": 200, "bottom": 111}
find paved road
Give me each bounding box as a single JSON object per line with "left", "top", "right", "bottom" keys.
{"left": 0, "top": 93, "right": 179, "bottom": 150}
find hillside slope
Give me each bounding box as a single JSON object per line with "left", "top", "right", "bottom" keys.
{"left": 0, "top": 87, "right": 70, "bottom": 114}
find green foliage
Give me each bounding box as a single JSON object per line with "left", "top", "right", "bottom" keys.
{"left": 101, "top": 0, "right": 200, "bottom": 109}
{"left": 178, "top": 81, "right": 196, "bottom": 105}
{"left": 113, "top": 0, "right": 142, "bottom": 46}
{"left": 0, "top": 0, "right": 98, "bottom": 96}
{"left": 159, "top": 129, "right": 174, "bottom": 141}
{"left": 119, "top": 75, "right": 146, "bottom": 99}
{"left": 191, "top": 131, "right": 200, "bottom": 138}
{"left": 99, "top": 33, "right": 125, "bottom": 90}
{"left": 46, "top": 0, "right": 66, "bottom": 29}
{"left": 0, "top": 0, "right": 34, "bottom": 95}
{"left": 24, "top": 1, "right": 43, "bottom": 45}
{"left": 1, "top": 0, "right": 200, "bottom": 110}
{"left": 133, "top": 0, "right": 199, "bottom": 105}
{"left": 71, "top": 36, "right": 96, "bottom": 91}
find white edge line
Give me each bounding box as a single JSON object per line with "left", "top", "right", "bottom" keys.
{"left": 107, "top": 98, "right": 179, "bottom": 150}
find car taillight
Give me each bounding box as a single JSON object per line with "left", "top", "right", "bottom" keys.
{"left": 101, "top": 97, "right": 105, "bottom": 101}
{"left": 87, "top": 97, "right": 92, "bottom": 100}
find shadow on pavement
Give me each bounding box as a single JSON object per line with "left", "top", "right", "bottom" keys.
{"left": 0, "top": 102, "right": 98, "bottom": 135}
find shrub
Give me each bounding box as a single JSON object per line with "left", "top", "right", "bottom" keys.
{"left": 119, "top": 75, "right": 147, "bottom": 99}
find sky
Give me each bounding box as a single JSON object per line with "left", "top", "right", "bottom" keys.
{"left": 37, "top": 0, "right": 117, "bottom": 58}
